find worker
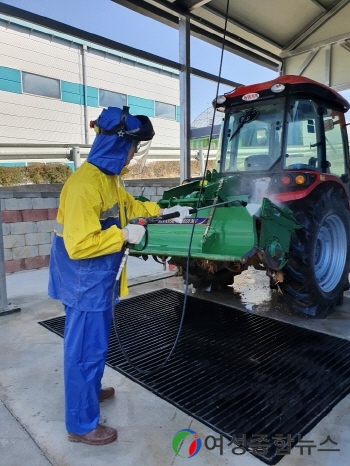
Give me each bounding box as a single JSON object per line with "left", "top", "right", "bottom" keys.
{"left": 48, "top": 106, "right": 189, "bottom": 445}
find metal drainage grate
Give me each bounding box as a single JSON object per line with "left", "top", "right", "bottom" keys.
{"left": 39, "top": 288, "right": 350, "bottom": 464}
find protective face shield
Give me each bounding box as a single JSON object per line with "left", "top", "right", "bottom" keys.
{"left": 129, "top": 139, "right": 152, "bottom": 174}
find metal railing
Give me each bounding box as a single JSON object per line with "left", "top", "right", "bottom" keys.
{"left": 0, "top": 144, "right": 91, "bottom": 171}
{"left": 0, "top": 144, "right": 217, "bottom": 171}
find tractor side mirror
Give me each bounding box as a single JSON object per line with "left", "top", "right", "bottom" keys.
{"left": 324, "top": 119, "right": 334, "bottom": 132}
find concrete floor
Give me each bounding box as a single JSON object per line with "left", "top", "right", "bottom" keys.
{"left": 1, "top": 257, "right": 350, "bottom": 466}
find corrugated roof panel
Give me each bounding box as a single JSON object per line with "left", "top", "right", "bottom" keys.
{"left": 200, "top": 0, "right": 326, "bottom": 47}
{"left": 296, "top": 2, "right": 350, "bottom": 48}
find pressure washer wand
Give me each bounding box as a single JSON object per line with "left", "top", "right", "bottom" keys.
{"left": 128, "top": 199, "right": 247, "bottom": 226}
{"left": 129, "top": 211, "right": 180, "bottom": 226}
{"left": 189, "top": 199, "right": 247, "bottom": 214}
{"left": 116, "top": 247, "right": 129, "bottom": 281}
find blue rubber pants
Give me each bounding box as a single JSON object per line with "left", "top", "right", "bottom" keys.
{"left": 63, "top": 306, "right": 112, "bottom": 434}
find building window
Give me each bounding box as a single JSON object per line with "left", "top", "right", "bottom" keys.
{"left": 22, "top": 72, "right": 61, "bottom": 99}
{"left": 155, "top": 101, "right": 176, "bottom": 120}
{"left": 99, "top": 89, "right": 127, "bottom": 108}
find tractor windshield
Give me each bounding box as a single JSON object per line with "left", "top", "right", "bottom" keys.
{"left": 218, "top": 96, "right": 347, "bottom": 176}
{"left": 218, "top": 99, "right": 284, "bottom": 173}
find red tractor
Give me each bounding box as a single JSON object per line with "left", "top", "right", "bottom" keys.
{"left": 139, "top": 75, "right": 350, "bottom": 318}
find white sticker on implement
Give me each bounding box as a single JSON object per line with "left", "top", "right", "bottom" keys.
{"left": 242, "top": 93, "right": 259, "bottom": 101}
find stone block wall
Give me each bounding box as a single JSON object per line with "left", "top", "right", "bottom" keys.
{"left": 0, "top": 179, "right": 180, "bottom": 273}
{"left": 124, "top": 178, "right": 180, "bottom": 202}
{"left": 0, "top": 184, "right": 61, "bottom": 273}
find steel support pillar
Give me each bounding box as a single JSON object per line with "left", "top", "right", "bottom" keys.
{"left": 0, "top": 208, "right": 20, "bottom": 316}
{"left": 179, "top": 16, "right": 191, "bottom": 182}
{"left": 71, "top": 146, "right": 81, "bottom": 170}
{"left": 82, "top": 45, "right": 90, "bottom": 145}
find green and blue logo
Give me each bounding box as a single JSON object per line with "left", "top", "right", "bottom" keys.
{"left": 172, "top": 429, "right": 202, "bottom": 458}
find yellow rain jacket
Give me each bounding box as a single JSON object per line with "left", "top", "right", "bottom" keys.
{"left": 48, "top": 161, "right": 159, "bottom": 310}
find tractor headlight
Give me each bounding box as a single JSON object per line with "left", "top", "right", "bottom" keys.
{"left": 270, "top": 84, "right": 285, "bottom": 93}
{"left": 212, "top": 95, "right": 226, "bottom": 112}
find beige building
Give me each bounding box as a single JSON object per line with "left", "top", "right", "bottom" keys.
{"left": 0, "top": 12, "right": 180, "bottom": 148}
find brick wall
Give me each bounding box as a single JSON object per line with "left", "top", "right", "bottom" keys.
{"left": 0, "top": 179, "right": 179, "bottom": 273}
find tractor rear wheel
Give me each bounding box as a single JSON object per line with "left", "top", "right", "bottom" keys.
{"left": 280, "top": 188, "right": 350, "bottom": 318}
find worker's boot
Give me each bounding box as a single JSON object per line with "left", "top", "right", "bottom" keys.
{"left": 68, "top": 424, "right": 117, "bottom": 445}
{"left": 98, "top": 386, "right": 115, "bottom": 402}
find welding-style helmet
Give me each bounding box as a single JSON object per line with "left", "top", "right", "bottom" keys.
{"left": 87, "top": 106, "right": 155, "bottom": 175}
{"left": 90, "top": 106, "right": 155, "bottom": 141}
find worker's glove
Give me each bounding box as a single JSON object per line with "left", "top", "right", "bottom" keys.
{"left": 163, "top": 205, "right": 191, "bottom": 223}
{"left": 123, "top": 224, "right": 146, "bottom": 244}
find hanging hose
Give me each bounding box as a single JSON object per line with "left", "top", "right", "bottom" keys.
{"left": 112, "top": 0, "right": 231, "bottom": 375}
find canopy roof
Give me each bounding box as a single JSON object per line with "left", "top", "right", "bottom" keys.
{"left": 114, "top": 0, "right": 350, "bottom": 90}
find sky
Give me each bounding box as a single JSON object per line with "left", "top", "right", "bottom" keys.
{"left": 2, "top": 0, "right": 350, "bottom": 121}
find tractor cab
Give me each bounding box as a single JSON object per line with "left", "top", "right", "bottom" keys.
{"left": 214, "top": 75, "right": 350, "bottom": 198}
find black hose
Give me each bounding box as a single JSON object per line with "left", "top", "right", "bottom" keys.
{"left": 111, "top": 0, "right": 231, "bottom": 375}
